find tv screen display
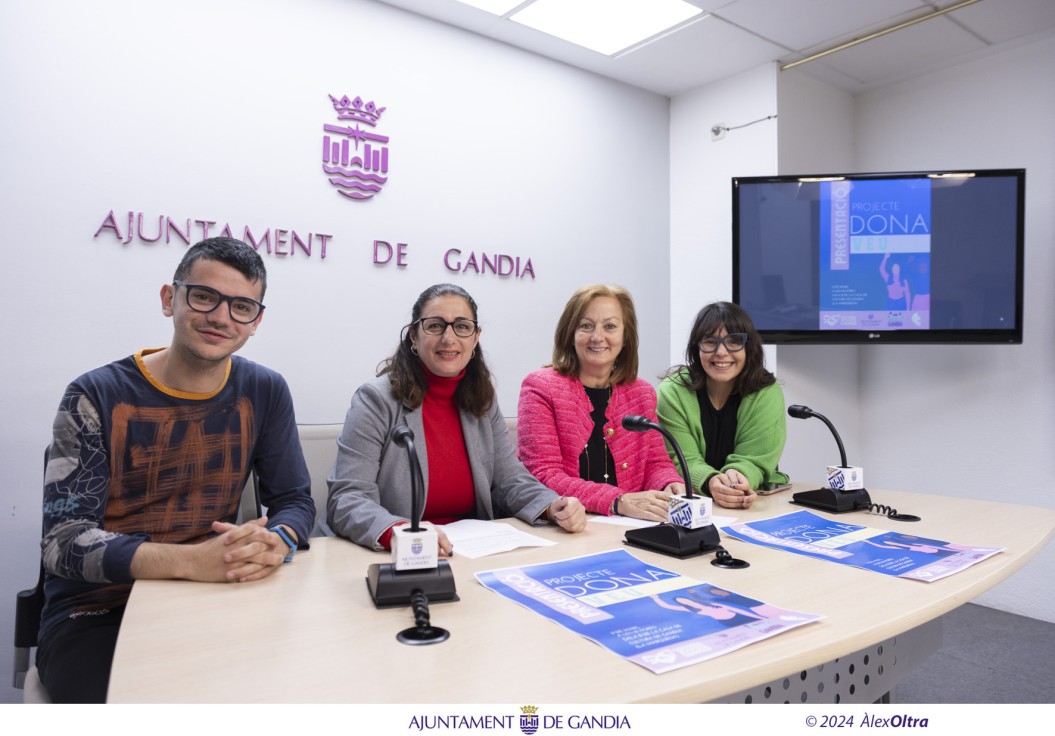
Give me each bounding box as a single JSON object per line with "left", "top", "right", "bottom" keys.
{"left": 732, "top": 169, "right": 1024, "bottom": 344}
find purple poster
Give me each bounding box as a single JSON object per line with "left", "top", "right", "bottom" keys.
{"left": 476, "top": 549, "right": 821, "bottom": 674}
{"left": 724, "top": 510, "right": 1002, "bottom": 581}
{"left": 819, "top": 178, "right": 932, "bottom": 332}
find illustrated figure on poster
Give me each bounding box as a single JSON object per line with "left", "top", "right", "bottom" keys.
{"left": 880, "top": 250, "right": 912, "bottom": 310}
{"left": 860, "top": 535, "right": 974, "bottom": 555}
{"left": 649, "top": 587, "right": 813, "bottom": 625}
{"left": 906, "top": 255, "right": 931, "bottom": 311}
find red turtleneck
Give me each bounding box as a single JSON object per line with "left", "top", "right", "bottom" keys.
{"left": 378, "top": 368, "right": 474, "bottom": 549}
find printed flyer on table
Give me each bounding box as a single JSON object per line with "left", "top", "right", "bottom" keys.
{"left": 475, "top": 549, "right": 822, "bottom": 674}
{"left": 723, "top": 509, "right": 1003, "bottom": 581}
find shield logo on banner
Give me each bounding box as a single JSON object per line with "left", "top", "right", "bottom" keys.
{"left": 519, "top": 714, "right": 538, "bottom": 735}
{"left": 322, "top": 94, "right": 390, "bottom": 201}
{"left": 519, "top": 705, "right": 539, "bottom": 735}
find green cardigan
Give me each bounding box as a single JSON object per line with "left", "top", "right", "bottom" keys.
{"left": 656, "top": 369, "right": 789, "bottom": 494}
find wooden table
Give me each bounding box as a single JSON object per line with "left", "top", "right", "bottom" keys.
{"left": 107, "top": 488, "right": 1055, "bottom": 703}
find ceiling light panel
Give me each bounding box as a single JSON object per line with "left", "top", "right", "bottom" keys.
{"left": 511, "top": 0, "right": 703, "bottom": 56}
{"left": 453, "top": 0, "right": 525, "bottom": 14}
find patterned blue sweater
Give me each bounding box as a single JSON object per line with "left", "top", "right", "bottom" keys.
{"left": 39, "top": 351, "right": 315, "bottom": 642}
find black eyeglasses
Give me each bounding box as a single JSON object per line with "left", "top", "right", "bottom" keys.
{"left": 173, "top": 281, "right": 265, "bottom": 324}
{"left": 415, "top": 317, "right": 478, "bottom": 337}
{"left": 698, "top": 333, "right": 747, "bottom": 353}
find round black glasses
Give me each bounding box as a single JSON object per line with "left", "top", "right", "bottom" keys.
{"left": 698, "top": 333, "right": 747, "bottom": 353}
{"left": 174, "top": 281, "right": 265, "bottom": 324}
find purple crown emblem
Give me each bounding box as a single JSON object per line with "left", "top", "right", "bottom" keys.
{"left": 329, "top": 95, "right": 386, "bottom": 126}
{"left": 322, "top": 93, "right": 390, "bottom": 201}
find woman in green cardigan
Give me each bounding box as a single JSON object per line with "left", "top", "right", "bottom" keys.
{"left": 657, "top": 302, "right": 788, "bottom": 510}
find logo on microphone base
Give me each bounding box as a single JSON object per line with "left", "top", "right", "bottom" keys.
{"left": 826, "top": 465, "right": 865, "bottom": 491}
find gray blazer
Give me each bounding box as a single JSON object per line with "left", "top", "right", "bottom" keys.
{"left": 325, "top": 376, "right": 558, "bottom": 549}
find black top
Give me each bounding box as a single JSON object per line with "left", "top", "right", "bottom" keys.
{"left": 579, "top": 385, "right": 618, "bottom": 486}
{"left": 696, "top": 389, "right": 742, "bottom": 472}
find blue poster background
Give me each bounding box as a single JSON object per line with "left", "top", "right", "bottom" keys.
{"left": 724, "top": 510, "right": 1002, "bottom": 581}
{"left": 820, "top": 178, "right": 932, "bottom": 317}
{"left": 476, "top": 549, "right": 821, "bottom": 673}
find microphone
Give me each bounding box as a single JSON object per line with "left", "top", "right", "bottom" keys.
{"left": 787, "top": 405, "right": 848, "bottom": 467}
{"left": 619, "top": 416, "right": 746, "bottom": 568}
{"left": 389, "top": 425, "right": 424, "bottom": 533}
{"left": 621, "top": 416, "right": 693, "bottom": 500}
{"left": 390, "top": 425, "right": 414, "bottom": 441}
{"left": 786, "top": 404, "right": 870, "bottom": 513}
{"left": 620, "top": 414, "right": 656, "bottom": 431}
{"left": 365, "top": 424, "right": 458, "bottom": 619}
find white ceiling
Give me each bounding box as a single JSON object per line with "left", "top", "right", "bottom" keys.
{"left": 374, "top": 0, "right": 1055, "bottom": 97}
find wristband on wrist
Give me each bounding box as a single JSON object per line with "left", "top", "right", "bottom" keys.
{"left": 612, "top": 494, "right": 623, "bottom": 516}
{"left": 269, "top": 525, "right": 297, "bottom": 563}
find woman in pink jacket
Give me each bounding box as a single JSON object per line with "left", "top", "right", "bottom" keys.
{"left": 517, "top": 284, "right": 684, "bottom": 521}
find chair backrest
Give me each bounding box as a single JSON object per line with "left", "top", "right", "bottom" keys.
{"left": 14, "top": 446, "right": 48, "bottom": 690}
{"left": 297, "top": 424, "right": 343, "bottom": 515}
{"left": 13, "top": 566, "right": 45, "bottom": 690}
{"left": 238, "top": 424, "right": 342, "bottom": 526}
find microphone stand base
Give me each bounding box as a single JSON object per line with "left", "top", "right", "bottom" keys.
{"left": 712, "top": 546, "right": 750, "bottom": 569}
{"left": 624, "top": 523, "right": 722, "bottom": 559}
{"left": 791, "top": 487, "right": 871, "bottom": 514}
{"left": 366, "top": 561, "right": 459, "bottom": 609}
{"left": 396, "top": 625, "right": 450, "bottom": 645}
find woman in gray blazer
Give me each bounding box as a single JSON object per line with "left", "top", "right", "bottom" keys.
{"left": 326, "top": 283, "right": 586, "bottom": 554}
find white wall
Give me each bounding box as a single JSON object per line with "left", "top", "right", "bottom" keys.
{"left": 672, "top": 40, "right": 1054, "bottom": 625}
{"left": 852, "top": 37, "right": 1055, "bottom": 621}
{"left": 669, "top": 64, "right": 865, "bottom": 487}
{"left": 669, "top": 64, "right": 778, "bottom": 364}
{"left": 773, "top": 70, "right": 863, "bottom": 489}
{"left": 0, "top": 0, "right": 670, "bottom": 702}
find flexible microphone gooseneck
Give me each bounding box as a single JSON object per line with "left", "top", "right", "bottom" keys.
{"left": 619, "top": 416, "right": 746, "bottom": 567}
{"left": 621, "top": 416, "right": 693, "bottom": 500}
{"left": 396, "top": 590, "right": 451, "bottom": 646}
{"left": 390, "top": 425, "right": 425, "bottom": 533}
{"left": 365, "top": 424, "right": 458, "bottom": 628}
{"left": 786, "top": 405, "right": 919, "bottom": 520}
{"left": 786, "top": 404, "right": 871, "bottom": 515}
{"left": 787, "top": 405, "right": 848, "bottom": 468}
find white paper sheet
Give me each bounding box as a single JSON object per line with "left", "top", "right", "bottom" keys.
{"left": 437, "top": 519, "right": 556, "bottom": 559}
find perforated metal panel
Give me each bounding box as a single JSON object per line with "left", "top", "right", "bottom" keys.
{"left": 709, "top": 617, "right": 942, "bottom": 704}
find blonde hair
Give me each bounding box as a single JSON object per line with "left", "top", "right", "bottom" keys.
{"left": 551, "top": 284, "right": 639, "bottom": 386}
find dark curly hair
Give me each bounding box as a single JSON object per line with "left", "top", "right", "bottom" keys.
{"left": 379, "top": 283, "right": 494, "bottom": 417}
{"left": 671, "top": 302, "right": 775, "bottom": 395}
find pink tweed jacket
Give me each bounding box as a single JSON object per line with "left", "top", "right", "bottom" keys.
{"left": 516, "top": 367, "right": 682, "bottom": 514}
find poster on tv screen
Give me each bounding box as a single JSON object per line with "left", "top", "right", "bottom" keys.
{"left": 732, "top": 169, "right": 1024, "bottom": 344}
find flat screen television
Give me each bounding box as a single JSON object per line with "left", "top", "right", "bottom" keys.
{"left": 732, "top": 169, "right": 1025, "bottom": 344}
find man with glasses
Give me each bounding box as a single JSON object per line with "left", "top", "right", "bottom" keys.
{"left": 37, "top": 237, "right": 315, "bottom": 703}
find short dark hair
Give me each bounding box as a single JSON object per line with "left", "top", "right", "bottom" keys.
{"left": 379, "top": 283, "right": 495, "bottom": 417}
{"left": 551, "top": 284, "right": 639, "bottom": 385}
{"left": 173, "top": 237, "right": 267, "bottom": 299}
{"left": 672, "top": 301, "right": 775, "bottom": 395}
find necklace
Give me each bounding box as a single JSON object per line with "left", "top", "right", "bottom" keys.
{"left": 583, "top": 438, "right": 611, "bottom": 482}
{"left": 581, "top": 386, "right": 613, "bottom": 484}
